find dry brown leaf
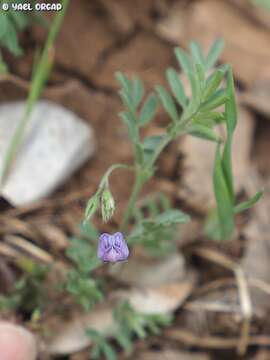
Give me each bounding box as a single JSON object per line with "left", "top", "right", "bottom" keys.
{"left": 178, "top": 107, "right": 254, "bottom": 213}
{"left": 157, "top": 0, "right": 270, "bottom": 86}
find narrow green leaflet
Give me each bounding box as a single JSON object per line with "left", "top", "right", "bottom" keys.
{"left": 143, "top": 135, "right": 163, "bottom": 162}
{"left": 115, "top": 72, "right": 132, "bottom": 95}
{"left": 156, "top": 85, "right": 178, "bottom": 123}
{"left": 139, "top": 93, "right": 158, "bottom": 126}
{"left": 188, "top": 123, "right": 220, "bottom": 142}
{"left": 205, "top": 38, "right": 224, "bottom": 69}
{"left": 193, "top": 111, "right": 225, "bottom": 125}
{"left": 174, "top": 47, "right": 193, "bottom": 74}
{"left": 166, "top": 68, "right": 187, "bottom": 108}
{"left": 200, "top": 89, "right": 227, "bottom": 112}
{"left": 213, "top": 144, "right": 234, "bottom": 240}
{"left": 188, "top": 70, "right": 201, "bottom": 107}
{"left": 132, "top": 77, "right": 144, "bottom": 108}
{"left": 120, "top": 111, "right": 138, "bottom": 142}
{"left": 189, "top": 41, "right": 205, "bottom": 66}
{"left": 119, "top": 90, "right": 136, "bottom": 116}
{"left": 196, "top": 63, "right": 205, "bottom": 86}
{"left": 203, "top": 67, "right": 227, "bottom": 100}
{"left": 234, "top": 190, "right": 263, "bottom": 214}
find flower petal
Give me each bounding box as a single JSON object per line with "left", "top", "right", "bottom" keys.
{"left": 113, "top": 232, "right": 129, "bottom": 261}
{"left": 97, "top": 233, "right": 112, "bottom": 260}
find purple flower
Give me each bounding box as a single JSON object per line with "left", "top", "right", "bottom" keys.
{"left": 98, "top": 232, "right": 129, "bottom": 263}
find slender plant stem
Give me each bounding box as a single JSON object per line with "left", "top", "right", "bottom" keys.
{"left": 120, "top": 99, "right": 203, "bottom": 232}
{"left": 0, "top": 0, "right": 70, "bottom": 187}
{"left": 120, "top": 173, "right": 144, "bottom": 233}
{"left": 98, "top": 163, "right": 134, "bottom": 191}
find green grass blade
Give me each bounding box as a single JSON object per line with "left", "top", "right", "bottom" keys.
{"left": 221, "top": 67, "right": 237, "bottom": 202}
{"left": 213, "top": 144, "right": 234, "bottom": 240}
{"left": 0, "top": 0, "right": 70, "bottom": 186}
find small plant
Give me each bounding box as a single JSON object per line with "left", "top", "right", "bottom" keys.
{"left": 206, "top": 67, "right": 263, "bottom": 240}
{"left": 62, "top": 39, "right": 263, "bottom": 359}
{"left": 84, "top": 38, "right": 262, "bottom": 244}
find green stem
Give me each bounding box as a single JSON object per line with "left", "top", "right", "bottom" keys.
{"left": 0, "top": 0, "right": 70, "bottom": 187}
{"left": 148, "top": 134, "right": 172, "bottom": 169}
{"left": 98, "top": 163, "right": 134, "bottom": 191}
{"left": 120, "top": 173, "right": 144, "bottom": 233}
{"left": 120, "top": 97, "right": 203, "bottom": 233}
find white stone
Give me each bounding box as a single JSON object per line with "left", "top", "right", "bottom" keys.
{"left": 0, "top": 101, "right": 95, "bottom": 206}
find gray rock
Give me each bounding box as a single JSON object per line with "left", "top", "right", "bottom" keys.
{"left": 0, "top": 101, "right": 95, "bottom": 206}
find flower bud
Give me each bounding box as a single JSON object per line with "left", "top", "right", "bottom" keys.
{"left": 101, "top": 188, "right": 115, "bottom": 222}
{"left": 84, "top": 195, "right": 99, "bottom": 223}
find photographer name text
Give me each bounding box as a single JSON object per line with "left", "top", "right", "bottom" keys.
{"left": 1, "top": 2, "right": 62, "bottom": 11}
